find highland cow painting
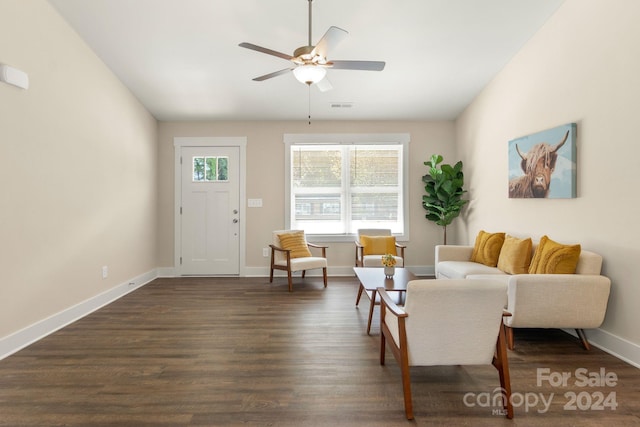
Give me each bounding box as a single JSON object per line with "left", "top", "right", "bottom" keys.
{"left": 508, "top": 123, "right": 577, "bottom": 199}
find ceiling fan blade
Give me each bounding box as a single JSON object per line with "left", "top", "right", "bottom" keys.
{"left": 239, "top": 42, "right": 293, "bottom": 61}
{"left": 316, "top": 77, "right": 333, "bottom": 92}
{"left": 313, "top": 26, "right": 348, "bottom": 58}
{"left": 330, "top": 60, "right": 386, "bottom": 71}
{"left": 252, "top": 68, "right": 293, "bottom": 81}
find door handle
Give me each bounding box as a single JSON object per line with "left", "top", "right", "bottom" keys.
{"left": 233, "top": 219, "right": 239, "bottom": 223}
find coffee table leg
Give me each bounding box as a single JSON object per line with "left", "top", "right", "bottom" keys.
{"left": 367, "top": 290, "right": 376, "bottom": 335}
{"left": 355, "top": 283, "right": 364, "bottom": 306}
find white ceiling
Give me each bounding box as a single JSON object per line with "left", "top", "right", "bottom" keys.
{"left": 48, "top": 0, "right": 564, "bottom": 122}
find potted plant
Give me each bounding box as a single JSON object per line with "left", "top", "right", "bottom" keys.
{"left": 422, "top": 154, "right": 468, "bottom": 245}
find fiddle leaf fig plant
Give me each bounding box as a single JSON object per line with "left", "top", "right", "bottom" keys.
{"left": 422, "top": 154, "right": 468, "bottom": 245}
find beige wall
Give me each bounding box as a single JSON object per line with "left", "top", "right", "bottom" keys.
{"left": 158, "top": 121, "right": 456, "bottom": 272}
{"left": 0, "top": 1, "right": 158, "bottom": 338}
{"left": 456, "top": 0, "right": 640, "bottom": 346}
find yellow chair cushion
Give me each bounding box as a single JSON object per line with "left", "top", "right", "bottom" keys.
{"left": 277, "top": 231, "right": 312, "bottom": 259}
{"left": 528, "top": 235, "right": 581, "bottom": 274}
{"left": 470, "top": 230, "right": 505, "bottom": 267}
{"left": 497, "top": 235, "right": 533, "bottom": 274}
{"left": 361, "top": 235, "right": 396, "bottom": 255}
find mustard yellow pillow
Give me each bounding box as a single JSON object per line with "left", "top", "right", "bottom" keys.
{"left": 470, "top": 230, "right": 505, "bottom": 267}
{"left": 497, "top": 235, "right": 532, "bottom": 274}
{"left": 277, "top": 231, "right": 312, "bottom": 259}
{"left": 528, "top": 235, "right": 581, "bottom": 274}
{"left": 361, "top": 235, "right": 396, "bottom": 255}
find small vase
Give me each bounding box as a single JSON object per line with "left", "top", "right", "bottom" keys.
{"left": 384, "top": 266, "right": 395, "bottom": 278}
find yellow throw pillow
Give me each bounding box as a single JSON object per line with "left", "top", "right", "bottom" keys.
{"left": 528, "top": 235, "right": 581, "bottom": 274}
{"left": 361, "top": 235, "right": 396, "bottom": 255}
{"left": 470, "top": 230, "right": 505, "bottom": 267}
{"left": 497, "top": 235, "right": 532, "bottom": 274}
{"left": 277, "top": 231, "right": 312, "bottom": 259}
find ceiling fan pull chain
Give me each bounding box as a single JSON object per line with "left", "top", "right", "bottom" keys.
{"left": 308, "top": 83, "right": 312, "bottom": 125}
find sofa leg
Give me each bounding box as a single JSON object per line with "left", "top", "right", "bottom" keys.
{"left": 505, "top": 325, "right": 515, "bottom": 350}
{"left": 576, "top": 329, "right": 591, "bottom": 350}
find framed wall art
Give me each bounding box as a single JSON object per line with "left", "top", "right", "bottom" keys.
{"left": 508, "top": 123, "right": 577, "bottom": 199}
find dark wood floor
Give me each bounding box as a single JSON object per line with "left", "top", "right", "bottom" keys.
{"left": 0, "top": 277, "right": 638, "bottom": 426}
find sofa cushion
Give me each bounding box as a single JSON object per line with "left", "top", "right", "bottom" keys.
{"left": 528, "top": 235, "right": 581, "bottom": 274}
{"left": 437, "top": 261, "right": 506, "bottom": 279}
{"left": 497, "top": 235, "right": 532, "bottom": 274}
{"left": 470, "top": 230, "right": 505, "bottom": 267}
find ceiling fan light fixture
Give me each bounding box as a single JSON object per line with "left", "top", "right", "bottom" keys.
{"left": 293, "top": 64, "right": 326, "bottom": 85}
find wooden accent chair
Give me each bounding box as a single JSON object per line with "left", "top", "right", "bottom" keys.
{"left": 354, "top": 228, "right": 406, "bottom": 267}
{"left": 379, "top": 279, "right": 513, "bottom": 420}
{"left": 269, "top": 230, "right": 328, "bottom": 292}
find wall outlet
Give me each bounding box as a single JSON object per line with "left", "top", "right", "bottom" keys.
{"left": 262, "top": 247, "right": 269, "bottom": 257}
{"left": 102, "top": 266, "right": 108, "bottom": 279}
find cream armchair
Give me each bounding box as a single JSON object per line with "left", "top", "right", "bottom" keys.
{"left": 270, "top": 230, "right": 328, "bottom": 292}
{"left": 354, "top": 228, "right": 406, "bottom": 267}
{"left": 379, "top": 279, "right": 513, "bottom": 420}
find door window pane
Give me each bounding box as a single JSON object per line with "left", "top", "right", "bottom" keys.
{"left": 217, "top": 157, "right": 229, "bottom": 181}
{"left": 193, "top": 157, "right": 205, "bottom": 181}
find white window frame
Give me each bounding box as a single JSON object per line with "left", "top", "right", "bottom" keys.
{"left": 284, "top": 133, "right": 410, "bottom": 243}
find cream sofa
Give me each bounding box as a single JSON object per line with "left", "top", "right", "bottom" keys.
{"left": 435, "top": 244, "right": 611, "bottom": 350}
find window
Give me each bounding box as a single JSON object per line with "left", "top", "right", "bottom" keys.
{"left": 285, "top": 134, "right": 410, "bottom": 241}
{"left": 192, "top": 156, "right": 229, "bottom": 182}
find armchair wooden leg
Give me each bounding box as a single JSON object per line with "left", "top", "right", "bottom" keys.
{"left": 505, "top": 325, "right": 515, "bottom": 350}
{"left": 399, "top": 352, "right": 414, "bottom": 420}
{"left": 494, "top": 321, "right": 514, "bottom": 419}
{"left": 322, "top": 267, "right": 327, "bottom": 288}
{"left": 576, "top": 329, "right": 591, "bottom": 350}
{"left": 287, "top": 270, "right": 293, "bottom": 292}
{"left": 269, "top": 267, "right": 274, "bottom": 283}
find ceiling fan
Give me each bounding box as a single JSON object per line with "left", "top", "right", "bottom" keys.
{"left": 239, "top": 0, "right": 385, "bottom": 92}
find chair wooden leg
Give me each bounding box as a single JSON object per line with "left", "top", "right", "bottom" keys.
{"left": 380, "top": 331, "right": 386, "bottom": 365}
{"left": 399, "top": 347, "right": 414, "bottom": 420}
{"left": 287, "top": 270, "right": 293, "bottom": 292}
{"left": 269, "top": 268, "right": 274, "bottom": 283}
{"left": 494, "top": 321, "right": 514, "bottom": 419}
{"left": 576, "top": 329, "right": 591, "bottom": 350}
{"left": 505, "top": 325, "right": 515, "bottom": 350}
{"left": 301, "top": 270, "right": 306, "bottom": 278}
{"left": 322, "top": 267, "right": 327, "bottom": 288}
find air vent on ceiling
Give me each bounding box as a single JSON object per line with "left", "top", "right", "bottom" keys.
{"left": 330, "top": 102, "right": 354, "bottom": 109}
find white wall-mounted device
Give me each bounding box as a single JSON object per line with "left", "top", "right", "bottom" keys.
{"left": 0, "top": 64, "right": 29, "bottom": 90}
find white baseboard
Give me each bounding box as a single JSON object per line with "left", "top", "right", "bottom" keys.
{"left": 156, "top": 267, "right": 177, "bottom": 277}
{"left": 0, "top": 269, "right": 157, "bottom": 361}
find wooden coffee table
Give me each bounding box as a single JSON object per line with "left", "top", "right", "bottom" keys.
{"left": 354, "top": 267, "right": 417, "bottom": 334}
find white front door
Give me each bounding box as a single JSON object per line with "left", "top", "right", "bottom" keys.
{"left": 179, "top": 145, "right": 240, "bottom": 275}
